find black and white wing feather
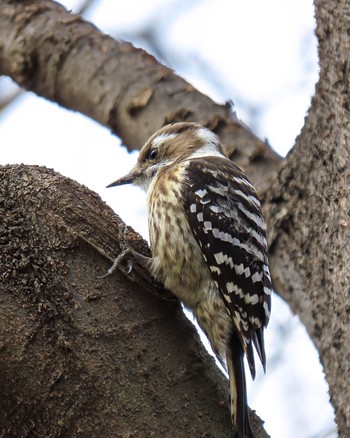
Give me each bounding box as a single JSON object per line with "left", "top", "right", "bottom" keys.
{"left": 183, "top": 156, "right": 272, "bottom": 377}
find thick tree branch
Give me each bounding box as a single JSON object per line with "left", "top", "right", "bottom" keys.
{"left": 263, "top": 1, "right": 350, "bottom": 435}
{"left": 0, "top": 0, "right": 280, "bottom": 193}
{"left": 0, "top": 164, "right": 268, "bottom": 438}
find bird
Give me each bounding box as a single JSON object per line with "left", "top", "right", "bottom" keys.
{"left": 107, "top": 122, "right": 272, "bottom": 437}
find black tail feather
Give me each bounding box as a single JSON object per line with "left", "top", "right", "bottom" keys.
{"left": 228, "top": 333, "right": 254, "bottom": 438}
{"left": 245, "top": 340, "right": 256, "bottom": 380}
{"left": 252, "top": 327, "right": 266, "bottom": 372}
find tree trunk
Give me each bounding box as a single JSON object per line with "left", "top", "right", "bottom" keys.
{"left": 264, "top": 1, "right": 350, "bottom": 435}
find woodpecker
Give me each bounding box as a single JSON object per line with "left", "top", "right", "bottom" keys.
{"left": 108, "top": 122, "right": 272, "bottom": 437}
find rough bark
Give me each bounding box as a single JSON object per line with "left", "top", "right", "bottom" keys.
{"left": 263, "top": 1, "right": 350, "bottom": 436}
{"left": 0, "top": 164, "right": 268, "bottom": 438}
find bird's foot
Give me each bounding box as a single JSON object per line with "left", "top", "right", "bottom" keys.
{"left": 97, "top": 223, "right": 133, "bottom": 279}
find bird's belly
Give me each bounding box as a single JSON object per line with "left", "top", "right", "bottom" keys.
{"left": 149, "top": 204, "right": 212, "bottom": 309}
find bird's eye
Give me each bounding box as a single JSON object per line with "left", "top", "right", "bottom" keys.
{"left": 149, "top": 149, "right": 158, "bottom": 160}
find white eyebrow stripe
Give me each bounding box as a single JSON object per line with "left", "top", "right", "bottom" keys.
{"left": 151, "top": 133, "right": 177, "bottom": 149}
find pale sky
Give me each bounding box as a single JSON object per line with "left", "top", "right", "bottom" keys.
{"left": 0, "top": 1, "right": 336, "bottom": 437}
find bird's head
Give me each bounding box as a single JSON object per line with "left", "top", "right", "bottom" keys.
{"left": 107, "top": 122, "right": 224, "bottom": 191}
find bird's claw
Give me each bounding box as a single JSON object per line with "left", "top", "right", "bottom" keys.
{"left": 97, "top": 221, "right": 133, "bottom": 279}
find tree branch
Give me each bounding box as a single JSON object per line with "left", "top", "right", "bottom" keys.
{"left": 0, "top": 0, "right": 280, "bottom": 193}
{"left": 0, "top": 164, "right": 268, "bottom": 437}
{"left": 263, "top": 1, "right": 350, "bottom": 435}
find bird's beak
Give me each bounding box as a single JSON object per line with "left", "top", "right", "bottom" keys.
{"left": 106, "top": 171, "right": 135, "bottom": 188}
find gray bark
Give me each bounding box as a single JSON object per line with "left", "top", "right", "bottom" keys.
{"left": 263, "top": 2, "right": 350, "bottom": 435}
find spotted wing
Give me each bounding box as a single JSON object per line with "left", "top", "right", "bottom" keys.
{"left": 183, "top": 156, "right": 272, "bottom": 377}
